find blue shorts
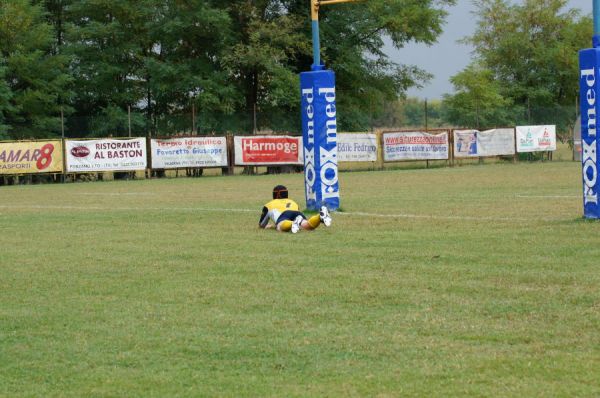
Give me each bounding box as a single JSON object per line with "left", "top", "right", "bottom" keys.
{"left": 277, "top": 210, "right": 305, "bottom": 224}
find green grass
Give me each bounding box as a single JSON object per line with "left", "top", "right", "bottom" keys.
{"left": 1, "top": 161, "right": 599, "bottom": 397}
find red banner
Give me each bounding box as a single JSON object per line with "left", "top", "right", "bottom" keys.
{"left": 234, "top": 136, "right": 302, "bottom": 165}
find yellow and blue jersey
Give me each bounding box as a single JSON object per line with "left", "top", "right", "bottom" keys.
{"left": 259, "top": 199, "right": 300, "bottom": 227}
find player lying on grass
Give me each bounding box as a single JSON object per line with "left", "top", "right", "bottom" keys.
{"left": 259, "top": 185, "right": 332, "bottom": 233}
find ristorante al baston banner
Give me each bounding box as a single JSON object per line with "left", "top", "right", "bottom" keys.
{"left": 516, "top": 125, "right": 556, "bottom": 152}
{"left": 234, "top": 135, "right": 302, "bottom": 165}
{"left": 383, "top": 131, "right": 449, "bottom": 161}
{"left": 66, "top": 138, "right": 147, "bottom": 172}
{"left": 0, "top": 140, "right": 64, "bottom": 174}
{"left": 150, "top": 137, "right": 227, "bottom": 169}
{"left": 337, "top": 133, "right": 377, "bottom": 162}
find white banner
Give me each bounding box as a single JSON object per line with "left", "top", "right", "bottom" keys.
{"left": 66, "top": 138, "right": 147, "bottom": 172}
{"left": 337, "top": 133, "right": 377, "bottom": 162}
{"left": 234, "top": 135, "right": 302, "bottom": 165}
{"left": 478, "top": 128, "right": 515, "bottom": 156}
{"left": 150, "top": 137, "right": 227, "bottom": 169}
{"left": 454, "top": 129, "right": 515, "bottom": 158}
{"left": 516, "top": 125, "right": 556, "bottom": 152}
{"left": 383, "top": 131, "right": 449, "bottom": 161}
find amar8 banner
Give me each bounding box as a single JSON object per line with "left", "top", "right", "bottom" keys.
{"left": 579, "top": 48, "right": 600, "bottom": 218}
{"left": 300, "top": 69, "right": 340, "bottom": 211}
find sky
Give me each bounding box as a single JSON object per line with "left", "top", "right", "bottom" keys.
{"left": 384, "top": 0, "right": 593, "bottom": 100}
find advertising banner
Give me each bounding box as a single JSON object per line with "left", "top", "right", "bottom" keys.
{"left": 454, "top": 130, "right": 478, "bottom": 157}
{"left": 454, "top": 129, "right": 515, "bottom": 158}
{"left": 300, "top": 69, "right": 340, "bottom": 210}
{"left": 234, "top": 135, "right": 302, "bottom": 165}
{"left": 516, "top": 125, "right": 557, "bottom": 152}
{"left": 150, "top": 137, "right": 227, "bottom": 169}
{"left": 337, "top": 133, "right": 377, "bottom": 162}
{"left": 477, "top": 128, "right": 515, "bottom": 156}
{"left": 579, "top": 47, "right": 600, "bottom": 218}
{"left": 65, "top": 138, "right": 147, "bottom": 172}
{"left": 0, "top": 140, "right": 63, "bottom": 174}
{"left": 383, "top": 131, "right": 449, "bottom": 161}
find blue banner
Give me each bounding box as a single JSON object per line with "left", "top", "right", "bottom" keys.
{"left": 300, "top": 69, "right": 340, "bottom": 211}
{"left": 580, "top": 48, "right": 600, "bottom": 218}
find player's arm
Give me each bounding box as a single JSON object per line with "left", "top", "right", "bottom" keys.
{"left": 258, "top": 206, "right": 270, "bottom": 228}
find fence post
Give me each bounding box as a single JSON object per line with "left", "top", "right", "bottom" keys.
{"left": 449, "top": 129, "right": 455, "bottom": 167}
{"left": 377, "top": 130, "right": 384, "bottom": 171}
{"left": 225, "top": 134, "right": 234, "bottom": 175}
{"left": 513, "top": 127, "right": 518, "bottom": 164}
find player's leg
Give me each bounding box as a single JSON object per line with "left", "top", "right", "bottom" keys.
{"left": 277, "top": 210, "right": 303, "bottom": 233}
{"left": 277, "top": 220, "right": 293, "bottom": 232}
{"left": 303, "top": 214, "right": 321, "bottom": 230}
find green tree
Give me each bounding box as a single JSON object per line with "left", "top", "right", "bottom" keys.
{"left": 66, "top": 0, "right": 155, "bottom": 136}
{"left": 146, "top": 0, "right": 236, "bottom": 134}
{"left": 5, "top": 0, "right": 456, "bottom": 137}
{"left": 0, "top": 0, "right": 72, "bottom": 139}
{"left": 461, "top": 0, "right": 591, "bottom": 128}
{"left": 67, "top": 0, "right": 233, "bottom": 136}
{"left": 443, "top": 64, "right": 513, "bottom": 128}
{"left": 41, "top": 0, "right": 72, "bottom": 49}
{"left": 312, "top": 0, "right": 454, "bottom": 131}
{"left": 217, "top": 0, "right": 310, "bottom": 133}
{"left": 214, "top": 0, "right": 455, "bottom": 132}
{"left": 0, "top": 62, "right": 12, "bottom": 138}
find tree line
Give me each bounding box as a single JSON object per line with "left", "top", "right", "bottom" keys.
{"left": 0, "top": 0, "right": 591, "bottom": 140}
{"left": 0, "top": 0, "right": 453, "bottom": 139}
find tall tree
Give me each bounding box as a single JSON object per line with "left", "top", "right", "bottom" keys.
{"left": 1, "top": 0, "right": 456, "bottom": 136}
{"left": 66, "top": 0, "right": 155, "bottom": 136}
{"left": 218, "top": 0, "right": 310, "bottom": 132}
{"left": 0, "top": 0, "right": 72, "bottom": 139}
{"left": 463, "top": 0, "right": 591, "bottom": 126}
{"left": 217, "top": 0, "right": 455, "bottom": 132}
{"left": 41, "top": 0, "right": 72, "bottom": 50}
{"left": 0, "top": 62, "right": 12, "bottom": 139}
{"left": 443, "top": 64, "right": 513, "bottom": 128}
{"left": 67, "top": 0, "right": 233, "bottom": 136}
{"left": 318, "top": 0, "right": 453, "bottom": 130}
{"left": 145, "top": 0, "right": 234, "bottom": 134}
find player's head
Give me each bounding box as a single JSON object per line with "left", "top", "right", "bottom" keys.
{"left": 272, "top": 185, "right": 288, "bottom": 199}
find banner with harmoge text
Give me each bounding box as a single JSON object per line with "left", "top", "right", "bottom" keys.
{"left": 65, "top": 138, "right": 147, "bottom": 172}
{"left": 337, "top": 133, "right": 377, "bottom": 162}
{"left": 516, "top": 125, "right": 556, "bottom": 152}
{"left": 454, "top": 128, "right": 515, "bottom": 158}
{"left": 0, "top": 140, "right": 63, "bottom": 174}
{"left": 383, "top": 131, "right": 449, "bottom": 161}
{"left": 150, "top": 137, "right": 227, "bottom": 169}
{"left": 234, "top": 135, "right": 302, "bottom": 165}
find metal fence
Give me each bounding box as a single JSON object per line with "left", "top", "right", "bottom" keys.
{"left": 1, "top": 101, "right": 579, "bottom": 142}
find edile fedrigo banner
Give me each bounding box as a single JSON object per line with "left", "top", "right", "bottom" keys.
{"left": 579, "top": 46, "right": 600, "bottom": 218}
{"left": 300, "top": 69, "right": 340, "bottom": 211}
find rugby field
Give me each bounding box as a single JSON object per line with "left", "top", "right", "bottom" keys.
{"left": 1, "top": 161, "right": 599, "bottom": 396}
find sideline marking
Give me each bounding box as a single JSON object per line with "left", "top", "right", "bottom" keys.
{"left": 338, "top": 210, "right": 530, "bottom": 222}
{"left": 0, "top": 204, "right": 569, "bottom": 222}
{"left": 0, "top": 204, "right": 254, "bottom": 213}
{"left": 75, "top": 192, "right": 156, "bottom": 196}
{"left": 516, "top": 194, "right": 579, "bottom": 199}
